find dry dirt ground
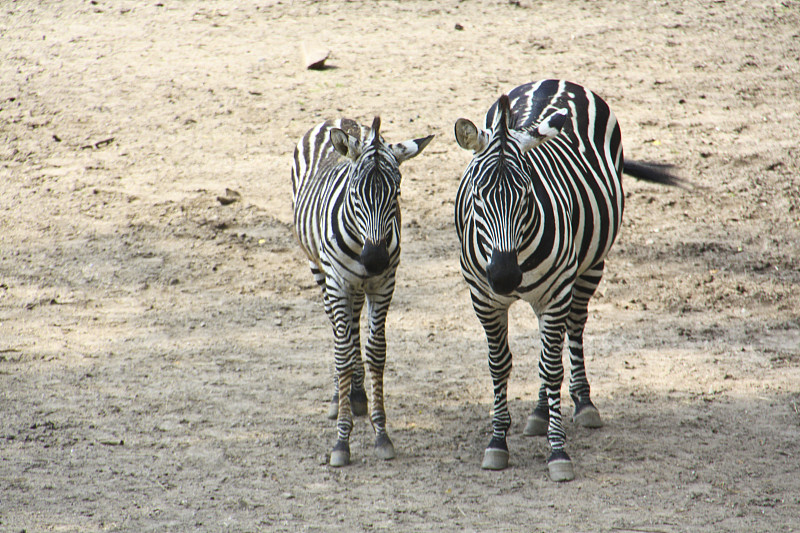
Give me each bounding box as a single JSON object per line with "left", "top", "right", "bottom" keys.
{"left": 2, "top": 1, "right": 799, "bottom": 531}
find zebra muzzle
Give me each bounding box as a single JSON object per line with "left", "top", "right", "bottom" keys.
{"left": 360, "top": 239, "right": 389, "bottom": 276}
{"left": 486, "top": 249, "right": 522, "bottom": 295}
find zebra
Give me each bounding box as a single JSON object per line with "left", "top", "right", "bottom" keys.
{"left": 453, "top": 79, "right": 678, "bottom": 481}
{"left": 292, "top": 116, "right": 433, "bottom": 467}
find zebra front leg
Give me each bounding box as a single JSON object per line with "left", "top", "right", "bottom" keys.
{"left": 365, "top": 290, "right": 395, "bottom": 460}
{"left": 538, "top": 306, "right": 574, "bottom": 481}
{"left": 523, "top": 291, "right": 551, "bottom": 436}
{"left": 567, "top": 264, "right": 605, "bottom": 428}
{"left": 476, "top": 303, "right": 513, "bottom": 470}
{"left": 326, "top": 287, "right": 359, "bottom": 467}
{"left": 331, "top": 359, "right": 356, "bottom": 467}
{"left": 313, "top": 263, "right": 344, "bottom": 420}
{"left": 349, "top": 292, "right": 369, "bottom": 416}
{"left": 327, "top": 291, "right": 368, "bottom": 420}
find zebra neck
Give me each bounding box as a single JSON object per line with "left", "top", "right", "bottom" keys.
{"left": 337, "top": 189, "right": 360, "bottom": 244}
{"left": 519, "top": 194, "right": 562, "bottom": 271}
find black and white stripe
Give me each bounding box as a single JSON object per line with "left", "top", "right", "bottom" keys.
{"left": 292, "top": 116, "right": 432, "bottom": 467}
{"left": 454, "top": 79, "right": 675, "bottom": 480}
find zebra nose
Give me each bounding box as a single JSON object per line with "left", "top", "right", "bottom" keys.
{"left": 361, "top": 239, "right": 389, "bottom": 276}
{"left": 486, "top": 249, "right": 522, "bottom": 295}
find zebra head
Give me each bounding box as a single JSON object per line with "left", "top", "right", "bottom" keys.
{"left": 455, "top": 95, "right": 568, "bottom": 295}
{"left": 330, "top": 117, "right": 433, "bottom": 276}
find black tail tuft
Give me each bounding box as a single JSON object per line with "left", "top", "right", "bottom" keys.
{"left": 623, "top": 160, "right": 687, "bottom": 188}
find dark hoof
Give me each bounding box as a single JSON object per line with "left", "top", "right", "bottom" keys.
{"left": 481, "top": 436, "right": 509, "bottom": 470}
{"left": 523, "top": 412, "right": 549, "bottom": 436}
{"left": 573, "top": 401, "right": 603, "bottom": 428}
{"left": 329, "top": 440, "right": 351, "bottom": 467}
{"left": 327, "top": 394, "right": 339, "bottom": 420}
{"left": 374, "top": 433, "right": 396, "bottom": 460}
{"left": 351, "top": 388, "right": 368, "bottom": 417}
{"left": 547, "top": 449, "right": 574, "bottom": 482}
{"left": 327, "top": 388, "right": 368, "bottom": 420}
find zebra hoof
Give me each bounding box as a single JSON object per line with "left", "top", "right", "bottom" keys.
{"left": 327, "top": 389, "right": 368, "bottom": 419}
{"left": 482, "top": 448, "right": 510, "bottom": 470}
{"left": 329, "top": 440, "right": 351, "bottom": 467}
{"left": 351, "top": 388, "right": 368, "bottom": 417}
{"left": 481, "top": 437, "right": 509, "bottom": 470}
{"left": 523, "top": 413, "right": 549, "bottom": 436}
{"left": 374, "top": 433, "right": 396, "bottom": 460}
{"left": 573, "top": 403, "right": 603, "bottom": 429}
{"left": 327, "top": 395, "right": 339, "bottom": 420}
{"left": 547, "top": 450, "right": 575, "bottom": 482}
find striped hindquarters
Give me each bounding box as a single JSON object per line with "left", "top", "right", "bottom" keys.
{"left": 291, "top": 119, "right": 366, "bottom": 270}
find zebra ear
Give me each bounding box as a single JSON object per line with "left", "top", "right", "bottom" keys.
{"left": 455, "top": 118, "right": 489, "bottom": 153}
{"left": 390, "top": 134, "right": 434, "bottom": 164}
{"left": 517, "top": 108, "right": 569, "bottom": 153}
{"left": 330, "top": 128, "right": 362, "bottom": 160}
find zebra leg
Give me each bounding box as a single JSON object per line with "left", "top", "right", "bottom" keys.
{"left": 365, "top": 288, "right": 396, "bottom": 460}
{"left": 523, "top": 383, "right": 550, "bottom": 436}
{"left": 524, "top": 264, "right": 604, "bottom": 436}
{"left": 522, "top": 297, "right": 549, "bottom": 437}
{"left": 567, "top": 263, "right": 604, "bottom": 429}
{"left": 350, "top": 292, "right": 369, "bottom": 417}
{"left": 324, "top": 284, "right": 360, "bottom": 467}
{"left": 327, "top": 292, "right": 368, "bottom": 419}
{"left": 311, "top": 262, "right": 346, "bottom": 420}
{"left": 538, "top": 301, "right": 575, "bottom": 482}
{"left": 474, "top": 299, "right": 513, "bottom": 471}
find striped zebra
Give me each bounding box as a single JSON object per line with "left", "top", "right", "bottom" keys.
{"left": 454, "top": 79, "right": 678, "bottom": 481}
{"left": 292, "top": 116, "right": 433, "bottom": 467}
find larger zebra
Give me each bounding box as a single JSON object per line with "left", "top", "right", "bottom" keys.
{"left": 292, "top": 116, "right": 433, "bottom": 467}
{"left": 454, "top": 80, "right": 677, "bottom": 481}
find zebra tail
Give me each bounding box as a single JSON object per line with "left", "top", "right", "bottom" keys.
{"left": 623, "top": 160, "right": 688, "bottom": 188}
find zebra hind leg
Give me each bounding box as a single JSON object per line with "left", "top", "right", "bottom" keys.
{"left": 567, "top": 265, "right": 604, "bottom": 429}
{"left": 523, "top": 383, "right": 550, "bottom": 436}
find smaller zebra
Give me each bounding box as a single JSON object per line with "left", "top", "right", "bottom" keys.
{"left": 292, "top": 116, "right": 433, "bottom": 467}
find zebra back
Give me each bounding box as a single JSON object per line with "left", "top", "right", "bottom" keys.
{"left": 291, "top": 118, "right": 367, "bottom": 206}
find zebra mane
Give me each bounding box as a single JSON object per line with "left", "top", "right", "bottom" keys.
{"left": 497, "top": 94, "right": 512, "bottom": 136}
{"left": 493, "top": 94, "right": 513, "bottom": 166}
{"left": 364, "top": 116, "right": 392, "bottom": 181}
{"left": 370, "top": 116, "right": 381, "bottom": 147}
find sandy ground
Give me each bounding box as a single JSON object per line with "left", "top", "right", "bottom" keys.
{"left": 2, "top": 1, "right": 799, "bottom": 531}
